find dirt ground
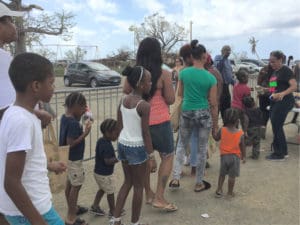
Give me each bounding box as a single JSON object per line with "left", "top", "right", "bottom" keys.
{"left": 52, "top": 118, "right": 300, "bottom": 225}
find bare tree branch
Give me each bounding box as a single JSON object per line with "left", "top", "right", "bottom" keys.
{"left": 23, "top": 27, "right": 63, "bottom": 35}
{"left": 0, "top": 0, "right": 9, "bottom": 6}
{"left": 132, "top": 13, "right": 187, "bottom": 55}
{"left": 21, "top": 4, "right": 43, "bottom": 11}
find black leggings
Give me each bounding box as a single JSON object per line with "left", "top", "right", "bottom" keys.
{"left": 270, "top": 95, "right": 294, "bottom": 157}
{"left": 258, "top": 95, "right": 270, "bottom": 126}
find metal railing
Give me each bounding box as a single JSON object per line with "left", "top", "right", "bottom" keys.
{"left": 50, "top": 86, "right": 123, "bottom": 161}
{"left": 50, "top": 75, "right": 259, "bottom": 161}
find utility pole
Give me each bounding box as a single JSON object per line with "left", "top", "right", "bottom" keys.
{"left": 190, "top": 21, "right": 193, "bottom": 42}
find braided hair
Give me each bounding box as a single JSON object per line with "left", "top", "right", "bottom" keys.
{"left": 100, "top": 119, "right": 117, "bottom": 135}
{"left": 64, "top": 92, "right": 86, "bottom": 108}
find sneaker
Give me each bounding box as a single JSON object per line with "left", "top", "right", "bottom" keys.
{"left": 251, "top": 155, "right": 259, "bottom": 160}
{"left": 89, "top": 206, "right": 105, "bottom": 216}
{"left": 76, "top": 205, "right": 88, "bottom": 215}
{"left": 108, "top": 209, "right": 125, "bottom": 218}
{"left": 266, "top": 154, "right": 285, "bottom": 161}
{"left": 169, "top": 179, "right": 180, "bottom": 189}
{"left": 284, "top": 154, "right": 289, "bottom": 158}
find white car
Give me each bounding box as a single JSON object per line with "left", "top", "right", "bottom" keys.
{"left": 230, "top": 60, "right": 256, "bottom": 74}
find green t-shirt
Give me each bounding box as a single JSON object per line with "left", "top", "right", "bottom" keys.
{"left": 179, "top": 67, "right": 217, "bottom": 111}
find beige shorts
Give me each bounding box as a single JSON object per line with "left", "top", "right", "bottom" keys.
{"left": 94, "top": 173, "right": 115, "bottom": 194}
{"left": 67, "top": 160, "right": 85, "bottom": 186}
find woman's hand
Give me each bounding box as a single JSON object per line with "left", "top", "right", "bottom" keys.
{"left": 271, "top": 93, "right": 284, "bottom": 101}
{"left": 148, "top": 154, "right": 157, "bottom": 173}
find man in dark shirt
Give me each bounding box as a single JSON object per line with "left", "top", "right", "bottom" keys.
{"left": 214, "top": 45, "right": 235, "bottom": 122}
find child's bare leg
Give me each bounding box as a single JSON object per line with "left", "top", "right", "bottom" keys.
{"left": 114, "top": 162, "right": 132, "bottom": 224}
{"left": 65, "top": 180, "right": 71, "bottom": 205}
{"left": 107, "top": 193, "right": 115, "bottom": 215}
{"left": 66, "top": 185, "right": 82, "bottom": 223}
{"left": 227, "top": 176, "right": 235, "bottom": 196}
{"left": 92, "top": 189, "right": 105, "bottom": 208}
{"left": 144, "top": 160, "right": 155, "bottom": 203}
{"left": 216, "top": 175, "right": 225, "bottom": 193}
{"left": 131, "top": 162, "right": 147, "bottom": 224}
{"left": 153, "top": 153, "right": 173, "bottom": 206}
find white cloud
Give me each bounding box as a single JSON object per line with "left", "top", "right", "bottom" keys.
{"left": 176, "top": 0, "right": 300, "bottom": 41}
{"left": 86, "top": 0, "right": 119, "bottom": 14}
{"left": 133, "top": 0, "right": 165, "bottom": 14}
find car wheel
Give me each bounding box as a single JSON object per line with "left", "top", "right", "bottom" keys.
{"left": 64, "top": 77, "right": 71, "bottom": 87}
{"left": 90, "top": 78, "right": 98, "bottom": 88}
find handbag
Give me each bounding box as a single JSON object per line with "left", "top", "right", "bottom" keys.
{"left": 43, "top": 123, "right": 69, "bottom": 194}
{"left": 170, "top": 85, "right": 182, "bottom": 132}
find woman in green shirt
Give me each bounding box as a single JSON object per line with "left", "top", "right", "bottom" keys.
{"left": 170, "top": 40, "right": 219, "bottom": 192}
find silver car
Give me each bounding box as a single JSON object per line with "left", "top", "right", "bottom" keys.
{"left": 64, "top": 62, "right": 121, "bottom": 88}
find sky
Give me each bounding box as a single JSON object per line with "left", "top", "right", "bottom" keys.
{"left": 22, "top": 0, "right": 300, "bottom": 61}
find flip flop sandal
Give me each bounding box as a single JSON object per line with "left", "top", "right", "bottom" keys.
{"left": 65, "top": 217, "right": 88, "bottom": 225}
{"left": 215, "top": 191, "right": 223, "bottom": 198}
{"left": 152, "top": 202, "right": 178, "bottom": 212}
{"left": 145, "top": 197, "right": 154, "bottom": 205}
{"left": 76, "top": 205, "right": 88, "bottom": 215}
{"left": 168, "top": 179, "right": 180, "bottom": 189}
{"left": 194, "top": 180, "right": 211, "bottom": 192}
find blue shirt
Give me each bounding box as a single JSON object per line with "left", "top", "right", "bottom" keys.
{"left": 59, "top": 115, "right": 85, "bottom": 161}
{"left": 214, "top": 55, "right": 235, "bottom": 85}
{"left": 94, "top": 137, "right": 116, "bottom": 176}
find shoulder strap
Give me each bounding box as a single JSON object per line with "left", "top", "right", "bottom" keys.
{"left": 136, "top": 99, "right": 144, "bottom": 108}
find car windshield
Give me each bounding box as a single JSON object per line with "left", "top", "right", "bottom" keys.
{"left": 86, "top": 62, "right": 110, "bottom": 71}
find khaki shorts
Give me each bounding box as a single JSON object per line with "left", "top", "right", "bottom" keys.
{"left": 94, "top": 173, "right": 115, "bottom": 194}
{"left": 67, "top": 160, "right": 85, "bottom": 186}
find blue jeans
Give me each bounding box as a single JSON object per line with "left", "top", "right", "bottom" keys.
{"left": 5, "top": 206, "right": 64, "bottom": 225}
{"left": 173, "top": 109, "right": 211, "bottom": 184}
{"left": 270, "top": 94, "right": 294, "bottom": 157}
{"left": 189, "top": 128, "right": 198, "bottom": 167}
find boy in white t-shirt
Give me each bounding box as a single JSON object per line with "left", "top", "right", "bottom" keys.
{"left": 0, "top": 53, "right": 64, "bottom": 225}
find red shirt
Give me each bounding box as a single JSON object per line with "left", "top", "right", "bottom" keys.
{"left": 231, "top": 83, "right": 251, "bottom": 110}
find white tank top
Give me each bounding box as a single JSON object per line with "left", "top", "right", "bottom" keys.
{"left": 118, "top": 98, "right": 144, "bottom": 147}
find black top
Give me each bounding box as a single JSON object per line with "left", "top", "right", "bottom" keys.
{"left": 59, "top": 115, "right": 85, "bottom": 161}
{"left": 94, "top": 137, "right": 116, "bottom": 176}
{"left": 271, "top": 65, "right": 295, "bottom": 94}
{"left": 245, "top": 108, "right": 264, "bottom": 128}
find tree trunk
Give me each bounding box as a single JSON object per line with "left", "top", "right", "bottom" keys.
{"left": 15, "top": 17, "right": 26, "bottom": 54}
{"left": 11, "top": 0, "right": 26, "bottom": 54}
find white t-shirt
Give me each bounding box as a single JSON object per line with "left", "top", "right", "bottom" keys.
{"left": 0, "top": 106, "right": 52, "bottom": 216}
{"left": 0, "top": 48, "right": 15, "bottom": 109}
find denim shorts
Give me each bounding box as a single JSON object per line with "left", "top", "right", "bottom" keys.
{"left": 149, "top": 121, "right": 174, "bottom": 156}
{"left": 5, "top": 206, "right": 64, "bottom": 225}
{"left": 117, "top": 143, "right": 148, "bottom": 165}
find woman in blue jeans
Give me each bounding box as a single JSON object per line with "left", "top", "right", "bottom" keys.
{"left": 266, "top": 51, "right": 297, "bottom": 161}
{"left": 169, "top": 40, "right": 219, "bottom": 192}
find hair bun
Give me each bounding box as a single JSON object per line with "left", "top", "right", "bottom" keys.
{"left": 122, "top": 66, "right": 134, "bottom": 77}
{"left": 191, "top": 39, "right": 199, "bottom": 49}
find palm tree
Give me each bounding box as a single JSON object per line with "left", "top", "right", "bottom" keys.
{"left": 249, "top": 36, "right": 261, "bottom": 61}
